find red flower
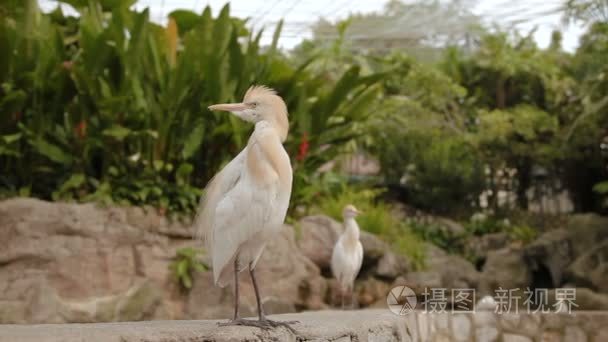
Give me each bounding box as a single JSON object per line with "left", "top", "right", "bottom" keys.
{"left": 62, "top": 61, "right": 73, "bottom": 70}
{"left": 297, "top": 132, "right": 309, "bottom": 161}
{"left": 74, "top": 120, "right": 87, "bottom": 139}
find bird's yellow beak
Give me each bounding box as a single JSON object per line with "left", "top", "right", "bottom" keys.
{"left": 208, "top": 103, "right": 248, "bottom": 112}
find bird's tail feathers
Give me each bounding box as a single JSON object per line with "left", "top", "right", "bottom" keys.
{"left": 192, "top": 175, "right": 221, "bottom": 253}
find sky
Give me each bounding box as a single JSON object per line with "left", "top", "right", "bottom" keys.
{"left": 39, "top": 0, "right": 587, "bottom": 52}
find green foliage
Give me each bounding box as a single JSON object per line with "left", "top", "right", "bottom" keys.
{"left": 408, "top": 220, "right": 465, "bottom": 255}
{"left": 509, "top": 224, "right": 538, "bottom": 244}
{"left": 170, "top": 247, "right": 207, "bottom": 290}
{"left": 392, "top": 229, "right": 426, "bottom": 271}
{"left": 466, "top": 214, "right": 539, "bottom": 245}
{"left": 465, "top": 216, "right": 510, "bottom": 236}
{"left": 593, "top": 181, "right": 608, "bottom": 194}
{"left": 362, "top": 54, "right": 486, "bottom": 215}
{"left": 475, "top": 105, "right": 559, "bottom": 162}
{"left": 363, "top": 26, "right": 606, "bottom": 214}
{"left": 287, "top": 67, "right": 384, "bottom": 211}
{"left": 0, "top": 1, "right": 382, "bottom": 216}
{"left": 401, "top": 136, "right": 484, "bottom": 214}
{"left": 593, "top": 180, "right": 608, "bottom": 207}
{"left": 409, "top": 213, "right": 539, "bottom": 263}
{"left": 290, "top": 172, "right": 347, "bottom": 216}
{"left": 2, "top": 0, "right": 608, "bottom": 220}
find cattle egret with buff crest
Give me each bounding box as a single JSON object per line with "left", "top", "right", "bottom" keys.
{"left": 194, "top": 85, "right": 295, "bottom": 331}
{"left": 331, "top": 204, "right": 364, "bottom": 309}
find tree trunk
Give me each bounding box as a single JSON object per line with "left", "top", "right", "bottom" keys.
{"left": 516, "top": 159, "right": 531, "bottom": 210}
{"left": 496, "top": 76, "right": 506, "bottom": 109}
{"left": 563, "top": 161, "right": 604, "bottom": 213}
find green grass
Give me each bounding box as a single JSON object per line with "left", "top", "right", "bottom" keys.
{"left": 509, "top": 224, "right": 538, "bottom": 244}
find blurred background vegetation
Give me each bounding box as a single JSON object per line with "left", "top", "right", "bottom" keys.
{"left": 1, "top": 0, "right": 607, "bottom": 262}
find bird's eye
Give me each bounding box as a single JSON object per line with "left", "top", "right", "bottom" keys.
{"left": 251, "top": 102, "right": 258, "bottom": 108}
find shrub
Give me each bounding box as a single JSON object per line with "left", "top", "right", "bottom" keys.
{"left": 170, "top": 247, "right": 207, "bottom": 290}
{"left": 0, "top": 1, "right": 383, "bottom": 217}
{"left": 509, "top": 225, "right": 538, "bottom": 244}
{"left": 408, "top": 220, "right": 465, "bottom": 255}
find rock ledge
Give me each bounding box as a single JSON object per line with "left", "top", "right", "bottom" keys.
{"left": 3, "top": 309, "right": 608, "bottom": 342}
{"left": 0, "top": 310, "right": 407, "bottom": 342}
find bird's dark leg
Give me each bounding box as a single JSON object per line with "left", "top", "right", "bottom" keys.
{"left": 249, "top": 264, "right": 299, "bottom": 332}
{"left": 217, "top": 262, "right": 298, "bottom": 334}
{"left": 218, "top": 258, "right": 244, "bottom": 326}
{"left": 250, "top": 265, "right": 265, "bottom": 320}
{"left": 350, "top": 285, "right": 356, "bottom": 310}
{"left": 233, "top": 258, "right": 240, "bottom": 320}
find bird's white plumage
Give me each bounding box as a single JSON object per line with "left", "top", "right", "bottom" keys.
{"left": 331, "top": 217, "right": 364, "bottom": 292}
{"left": 194, "top": 122, "right": 292, "bottom": 287}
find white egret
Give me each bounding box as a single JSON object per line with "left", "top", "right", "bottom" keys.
{"left": 331, "top": 204, "right": 364, "bottom": 309}
{"left": 195, "top": 85, "right": 295, "bottom": 330}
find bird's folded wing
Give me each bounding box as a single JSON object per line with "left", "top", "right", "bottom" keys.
{"left": 354, "top": 241, "right": 364, "bottom": 276}
{"left": 210, "top": 180, "right": 275, "bottom": 285}
{"left": 193, "top": 149, "right": 246, "bottom": 250}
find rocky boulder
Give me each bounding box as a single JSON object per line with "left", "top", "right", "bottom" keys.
{"left": 565, "top": 240, "right": 608, "bottom": 293}
{"left": 399, "top": 243, "right": 480, "bottom": 295}
{"left": 518, "top": 214, "right": 608, "bottom": 290}
{"left": 296, "top": 215, "right": 341, "bottom": 271}
{"left": 465, "top": 232, "right": 510, "bottom": 267}
{"left": 479, "top": 247, "right": 532, "bottom": 295}
{"left": 0, "top": 198, "right": 185, "bottom": 323}
{"left": 566, "top": 214, "right": 608, "bottom": 256}
{"left": 523, "top": 229, "right": 573, "bottom": 288}
{"left": 0, "top": 198, "right": 326, "bottom": 323}
{"left": 474, "top": 213, "right": 608, "bottom": 298}
{"left": 0, "top": 309, "right": 410, "bottom": 342}
{"left": 187, "top": 226, "right": 328, "bottom": 319}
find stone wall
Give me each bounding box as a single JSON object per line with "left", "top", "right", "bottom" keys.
{"left": 0, "top": 198, "right": 415, "bottom": 323}
{"left": 0, "top": 198, "right": 327, "bottom": 323}
{"left": 1, "top": 310, "right": 607, "bottom": 342}
{"left": 403, "top": 311, "right": 608, "bottom": 341}
{"left": 2, "top": 197, "right": 608, "bottom": 332}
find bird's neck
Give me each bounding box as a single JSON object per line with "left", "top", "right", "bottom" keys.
{"left": 252, "top": 121, "right": 282, "bottom": 143}
{"left": 249, "top": 121, "right": 293, "bottom": 189}
{"left": 274, "top": 115, "right": 289, "bottom": 142}
{"left": 343, "top": 217, "right": 360, "bottom": 243}
{"left": 255, "top": 115, "right": 288, "bottom": 143}
{"left": 264, "top": 111, "right": 289, "bottom": 143}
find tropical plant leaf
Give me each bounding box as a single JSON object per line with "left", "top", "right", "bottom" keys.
{"left": 169, "top": 9, "right": 200, "bottom": 33}
{"left": 29, "top": 138, "right": 72, "bottom": 165}
{"left": 102, "top": 125, "right": 132, "bottom": 141}
{"left": 182, "top": 120, "right": 205, "bottom": 159}
{"left": 593, "top": 181, "right": 608, "bottom": 194}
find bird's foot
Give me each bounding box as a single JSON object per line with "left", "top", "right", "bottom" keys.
{"left": 259, "top": 318, "right": 299, "bottom": 333}
{"left": 218, "top": 318, "right": 299, "bottom": 333}
{"left": 217, "top": 318, "right": 249, "bottom": 327}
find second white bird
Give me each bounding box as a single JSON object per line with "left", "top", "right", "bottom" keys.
{"left": 331, "top": 204, "right": 364, "bottom": 309}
